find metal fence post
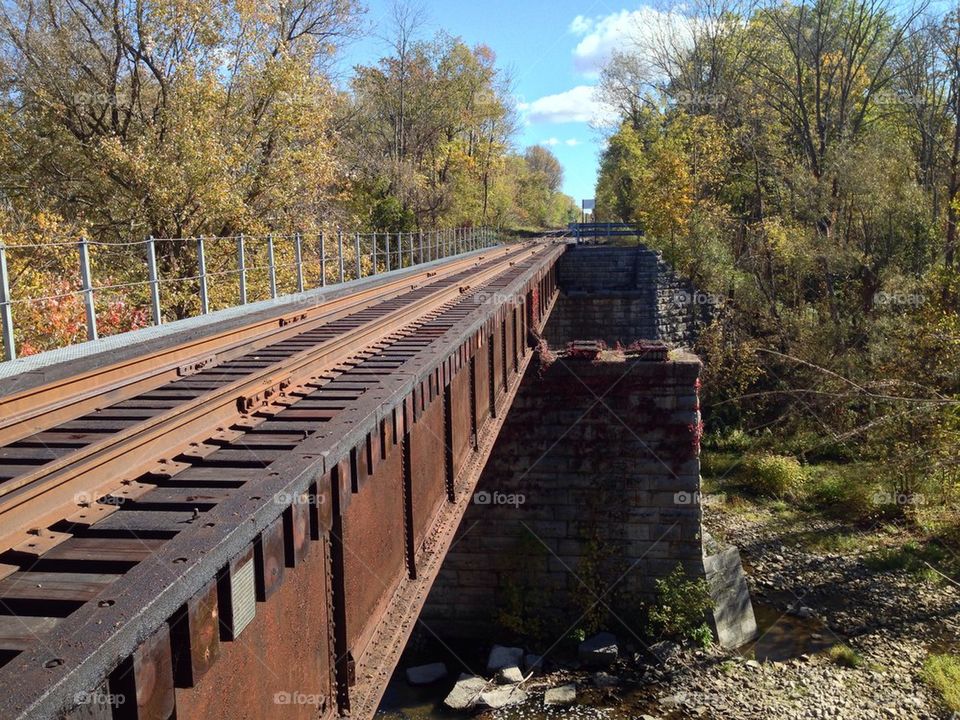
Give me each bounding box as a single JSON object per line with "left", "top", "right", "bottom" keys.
{"left": 354, "top": 232, "right": 362, "bottom": 279}
{"left": 372, "top": 232, "right": 378, "bottom": 273}
{"left": 294, "top": 233, "right": 304, "bottom": 293}
{"left": 146, "top": 236, "right": 162, "bottom": 326}
{"left": 418, "top": 230, "right": 424, "bottom": 265}
{"left": 267, "top": 235, "right": 277, "bottom": 299}
{"left": 238, "top": 234, "right": 248, "bottom": 304}
{"left": 409, "top": 232, "right": 414, "bottom": 266}
{"left": 320, "top": 231, "right": 326, "bottom": 287}
{"left": 0, "top": 243, "right": 15, "bottom": 360}
{"left": 386, "top": 234, "right": 392, "bottom": 272}
{"left": 79, "top": 237, "right": 98, "bottom": 341}
{"left": 337, "top": 228, "right": 345, "bottom": 284}
{"left": 197, "top": 236, "right": 209, "bottom": 314}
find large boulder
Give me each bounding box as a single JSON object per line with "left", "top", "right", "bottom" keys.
{"left": 480, "top": 685, "right": 528, "bottom": 709}
{"left": 524, "top": 653, "right": 544, "bottom": 675}
{"left": 486, "top": 645, "right": 524, "bottom": 673}
{"left": 496, "top": 665, "right": 524, "bottom": 684}
{"left": 544, "top": 684, "right": 577, "bottom": 707}
{"left": 405, "top": 662, "right": 447, "bottom": 685}
{"left": 578, "top": 632, "right": 618, "bottom": 667}
{"left": 443, "top": 674, "right": 487, "bottom": 711}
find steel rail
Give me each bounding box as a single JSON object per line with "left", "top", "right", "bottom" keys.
{"left": 0, "top": 248, "right": 504, "bottom": 448}
{"left": 0, "top": 244, "right": 543, "bottom": 551}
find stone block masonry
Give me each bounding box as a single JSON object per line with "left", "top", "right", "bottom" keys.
{"left": 420, "top": 348, "right": 706, "bottom": 639}
{"left": 544, "top": 245, "right": 711, "bottom": 348}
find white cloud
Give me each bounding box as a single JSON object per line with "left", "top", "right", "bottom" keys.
{"left": 521, "top": 86, "right": 615, "bottom": 125}
{"left": 542, "top": 137, "right": 582, "bottom": 147}
{"left": 569, "top": 7, "right": 692, "bottom": 76}
{"left": 543, "top": 137, "right": 561, "bottom": 146}
{"left": 565, "top": 139, "right": 581, "bottom": 147}
{"left": 568, "top": 15, "right": 594, "bottom": 35}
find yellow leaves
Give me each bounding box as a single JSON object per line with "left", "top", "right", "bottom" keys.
{"left": 630, "top": 137, "right": 693, "bottom": 240}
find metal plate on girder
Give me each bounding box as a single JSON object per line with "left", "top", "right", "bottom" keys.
{"left": 283, "top": 499, "right": 310, "bottom": 568}
{"left": 109, "top": 624, "right": 175, "bottom": 720}
{"left": 230, "top": 557, "right": 256, "bottom": 639}
{"left": 171, "top": 579, "right": 220, "bottom": 688}
{"left": 220, "top": 548, "right": 256, "bottom": 641}
{"left": 255, "top": 516, "right": 285, "bottom": 601}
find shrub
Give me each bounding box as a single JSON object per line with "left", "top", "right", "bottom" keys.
{"left": 921, "top": 653, "right": 960, "bottom": 711}
{"left": 803, "top": 465, "right": 877, "bottom": 520}
{"left": 647, "top": 565, "right": 714, "bottom": 644}
{"left": 741, "top": 454, "right": 805, "bottom": 498}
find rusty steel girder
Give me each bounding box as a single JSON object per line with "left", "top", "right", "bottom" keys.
{"left": 0, "top": 242, "right": 563, "bottom": 720}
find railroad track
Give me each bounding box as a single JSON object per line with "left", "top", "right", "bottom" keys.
{"left": 0, "top": 242, "right": 548, "bottom": 665}
{"left": 0, "top": 245, "right": 538, "bottom": 550}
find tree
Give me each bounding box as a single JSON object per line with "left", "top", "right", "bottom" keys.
{"left": 0, "top": 0, "right": 361, "bottom": 240}
{"left": 524, "top": 145, "right": 564, "bottom": 192}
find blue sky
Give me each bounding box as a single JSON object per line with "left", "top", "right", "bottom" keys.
{"left": 337, "top": 0, "right": 644, "bottom": 205}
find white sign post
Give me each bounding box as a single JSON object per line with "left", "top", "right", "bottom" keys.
{"left": 581, "top": 199, "right": 595, "bottom": 224}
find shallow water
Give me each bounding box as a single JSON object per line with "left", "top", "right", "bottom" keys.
{"left": 739, "top": 601, "right": 837, "bottom": 662}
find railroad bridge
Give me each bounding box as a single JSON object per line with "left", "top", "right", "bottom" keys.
{"left": 0, "top": 238, "right": 721, "bottom": 720}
